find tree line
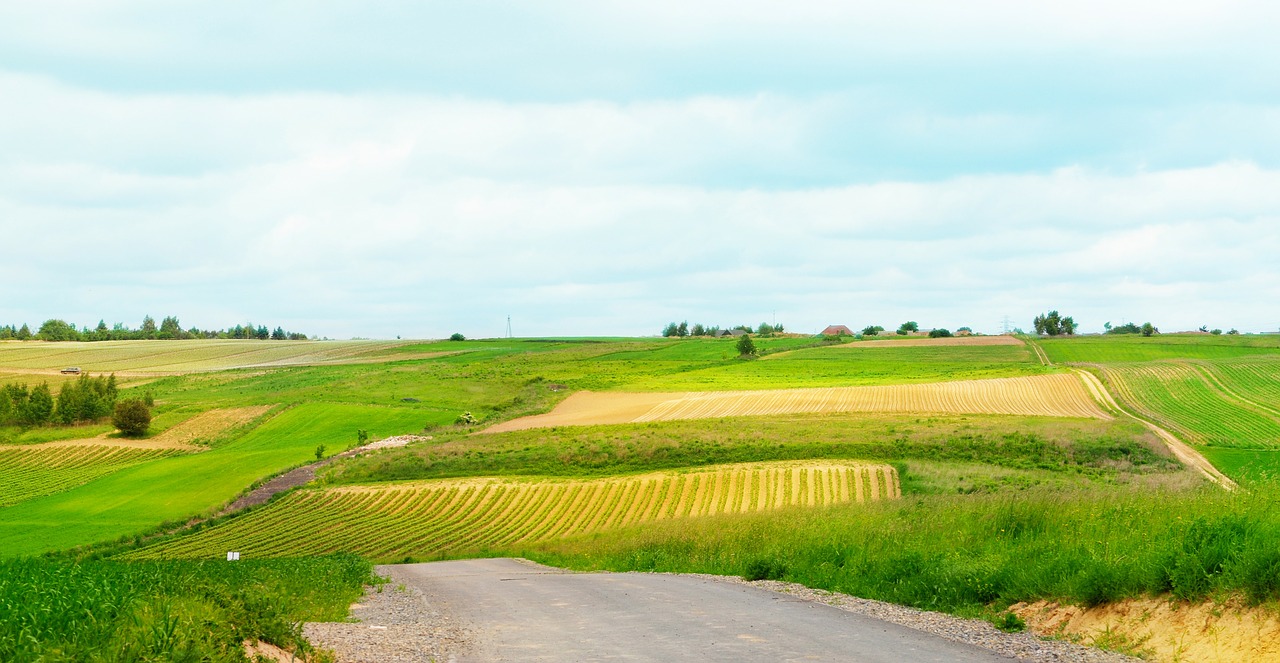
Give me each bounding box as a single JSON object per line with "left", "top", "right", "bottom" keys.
{"left": 0, "top": 316, "right": 309, "bottom": 342}
{"left": 661, "top": 321, "right": 786, "bottom": 337}
{"left": 0, "top": 374, "right": 117, "bottom": 427}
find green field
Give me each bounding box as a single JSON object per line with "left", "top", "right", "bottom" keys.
{"left": 4, "top": 333, "right": 1280, "bottom": 658}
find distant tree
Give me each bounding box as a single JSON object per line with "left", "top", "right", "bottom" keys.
{"left": 1032, "top": 311, "right": 1075, "bottom": 336}
{"left": 449, "top": 333, "right": 466, "bottom": 341}
{"left": 862, "top": 325, "right": 884, "bottom": 336}
{"left": 1104, "top": 321, "right": 1113, "bottom": 332}
{"left": 315, "top": 444, "right": 326, "bottom": 461}
{"left": 957, "top": 327, "right": 972, "bottom": 334}
{"left": 1141, "top": 322, "right": 1157, "bottom": 337}
{"left": 140, "top": 315, "right": 157, "bottom": 339}
{"left": 1228, "top": 329, "right": 1240, "bottom": 335}
{"left": 36, "top": 319, "right": 79, "bottom": 342}
{"left": 774, "top": 323, "right": 785, "bottom": 333}
{"left": 757, "top": 322, "right": 775, "bottom": 336}
{"left": 16, "top": 323, "right": 32, "bottom": 340}
{"left": 734, "top": 324, "right": 754, "bottom": 333}
{"left": 929, "top": 328, "right": 953, "bottom": 338}
{"left": 896, "top": 321, "right": 918, "bottom": 336}
{"left": 1211, "top": 329, "right": 1223, "bottom": 335}
{"left": 271, "top": 326, "right": 286, "bottom": 340}
{"left": 255, "top": 325, "right": 270, "bottom": 340}
{"left": 1107, "top": 323, "right": 1142, "bottom": 335}
{"left": 662, "top": 322, "right": 679, "bottom": 337}
{"left": 677, "top": 321, "right": 689, "bottom": 338}
{"left": 143, "top": 390, "right": 155, "bottom": 408}
{"left": 112, "top": 398, "right": 151, "bottom": 437}
{"left": 736, "top": 333, "right": 757, "bottom": 357}
{"left": 159, "top": 316, "right": 182, "bottom": 340}
{"left": 691, "top": 323, "right": 706, "bottom": 337}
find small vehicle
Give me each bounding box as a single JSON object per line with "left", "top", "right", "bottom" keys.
{"left": 60, "top": 367, "right": 82, "bottom": 375}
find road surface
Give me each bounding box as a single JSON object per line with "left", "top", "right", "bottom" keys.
{"left": 394, "top": 558, "right": 1014, "bottom": 662}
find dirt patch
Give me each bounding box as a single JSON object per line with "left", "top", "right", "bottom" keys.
{"left": 485, "top": 374, "right": 1109, "bottom": 433}
{"left": 1012, "top": 597, "right": 1280, "bottom": 662}
{"left": 34, "top": 405, "right": 274, "bottom": 451}
{"left": 833, "top": 336, "right": 1025, "bottom": 348}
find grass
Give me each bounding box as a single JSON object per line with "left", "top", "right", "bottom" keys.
{"left": 520, "top": 481, "right": 1280, "bottom": 618}
{"left": 0, "top": 553, "right": 372, "bottom": 663}
{"left": 1038, "top": 334, "right": 1280, "bottom": 364}
{"left": 1198, "top": 447, "right": 1280, "bottom": 483}
{"left": 0, "top": 403, "right": 438, "bottom": 557}
{"left": 0, "top": 445, "right": 187, "bottom": 507}
{"left": 0, "top": 339, "right": 413, "bottom": 372}
{"left": 323, "top": 413, "right": 1178, "bottom": 484}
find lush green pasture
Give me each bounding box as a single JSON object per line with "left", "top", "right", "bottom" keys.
{"left": 1199, "top": 447, "right": 1280, "bottom": 484}
{"left": 1, "top": 553, "right": 371, "bottom": 663}
{"left": 1038, "top": 334, "right": 1280, "bottom": 364}
{"left": 524, "top": 482, "right": 1280, "bottom": 619}
{"left": 1097, "top": 362, "right": 1280, "bottom": 448}
{"left": 0, "top": 403, "right": 435, "bottom": 556}
{"left": 324, "top": 413, "right": 1176, "bottom": 487}
{"left": 0, "top": 446, "right": 186, "bottom": 507}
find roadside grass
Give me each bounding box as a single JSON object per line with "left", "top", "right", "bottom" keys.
{"left": 0, "top": 403, "right": 438, "bottom": 557}
{"left": 521, "top": 481, "right": 1280, "bottom": 620}
{"left": 0, "top": 553, "right": 372, "bottom": 663}
{"left": 322, "top": 413, "right": 1178, "bottom": 486}
{"left": 1038, "top": 334, "right": 1280, "bottom": 364}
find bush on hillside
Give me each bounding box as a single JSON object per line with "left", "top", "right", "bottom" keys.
{"left": 929, "top": 328, "right": 953, "bottom": 338}
{"left": 736, "top": 334, "right": 757, "bottom": 357}
{"left": 112, "top": 399, "right": 151, "bottom": 437}
{"left": 449, "top": 332, "right": 466, "bottom": 341}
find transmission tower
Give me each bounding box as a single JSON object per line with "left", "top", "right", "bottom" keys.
{"left": 1001, "top": 315, "right": 1012, "bottom": 334}
{"left": 506, "top": 315, "right": 512, "bottom": 339}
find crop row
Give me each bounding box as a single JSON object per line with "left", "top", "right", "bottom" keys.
{"left": 0, "top": 339, "right": 405, "bottom": 372}
{"left": 127, "top": 462, "right": 901, "bottom": 561}
{"left": 633, "top": 374, "right": 1108, "bottom": 423}
{"left": 1100, "top": 362, "right": 1280, "bottom": 448}
{"left": 0, "top": 445, "right": 182, "bottom": 506}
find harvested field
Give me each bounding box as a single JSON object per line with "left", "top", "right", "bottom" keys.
{"left": 127, "top": 461, "right": 900, "bottom": 561}
{"left": 833, "top": 336, "right": 1024, "bottom": 349}
{"left": 34, "top": 405, "right": 275, "bottom": 451}
{"left": 486, "top": 374, "right": 1109, "bottom": 433}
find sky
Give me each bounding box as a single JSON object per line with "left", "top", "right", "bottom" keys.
{"left": 2, "top": 1, "right": 1278, "bottom": 339}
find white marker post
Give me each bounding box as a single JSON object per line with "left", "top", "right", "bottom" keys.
{"left": 227, "top": 551, "right": 241, "bottom": 561}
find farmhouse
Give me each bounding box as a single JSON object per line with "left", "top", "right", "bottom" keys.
{"left": 714, "top": 329, "right": 748, "bottom": 338}
{"left": 820, "top": 325, "right": 854, "bottom": 337}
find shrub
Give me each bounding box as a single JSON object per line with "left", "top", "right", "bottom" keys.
{"left": 112, "top": 399, "right": 151, "bottom": 437}
{"left": 743, "top": 558, "right": 786, "bottom": 581}
{"left": 449, "top": 333, "right": 465, "bottom": 341}
{"left": 736, "top": 334, "right": 757, "bottom": 357}
{"left": 929, "top": 328, "right": 952, "bottom": 338}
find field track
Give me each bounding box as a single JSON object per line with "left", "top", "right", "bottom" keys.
{"left": 833, "top": 336, "right": 1024, "bottom": 349}
{"left": 486, "top": 374, "right": 1109, "bottom": 433}
{"left": 127, "top": 461, "right": 900, "bottom": 561}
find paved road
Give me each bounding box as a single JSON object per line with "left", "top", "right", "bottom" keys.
{"left": 396, "top": 558, "right": 1014, "bottom": 662}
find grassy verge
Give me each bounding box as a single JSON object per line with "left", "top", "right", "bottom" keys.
{"left": 521, "top": 482, "right": 1280, "bottom": 620}
{"left": 322, "top": 413, "right": 1180, "bottom": 486}
{"left": 0, "top": 553, "right": 373, "bottom": 663}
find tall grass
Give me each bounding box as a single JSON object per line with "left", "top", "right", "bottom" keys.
{"left": 0, "top": 553, "right": 372, "bottom": 663}
{"left": 524, "top": 483, "right": 1280, "bottom": 615}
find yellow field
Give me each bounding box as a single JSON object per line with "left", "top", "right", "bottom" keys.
{"left": 486, "top": 373, "right": 1110, "bottom": 433}
{"left": 0, "top": 339, "right": 426, "bottom": 375}
{"left": 127, "top": 461, "right": 900, "bottom": 560}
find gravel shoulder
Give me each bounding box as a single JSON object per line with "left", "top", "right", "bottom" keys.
{"left": 304, "top": 559, "right": 1138, "bottom": 663}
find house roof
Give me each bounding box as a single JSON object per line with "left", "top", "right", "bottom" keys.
{"left": 821, "top": 325, "right": 854, "bottom": 336}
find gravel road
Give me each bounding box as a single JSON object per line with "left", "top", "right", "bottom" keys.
{"left": 305, "top": 558, "right": 1138, "bottom": 663}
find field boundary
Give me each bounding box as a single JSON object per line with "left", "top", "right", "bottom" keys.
{"left": 1071, "top": 368, "right": 1235, "bottom": 490}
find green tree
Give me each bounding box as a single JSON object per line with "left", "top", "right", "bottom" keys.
{"left": 315, "top": 444, "right": 326, "bottom": 460}
{"left": 1141, "top": 322, "right": 1157, "bottom": 337}
{"left": 449, "top": 333, "right": 466, "bottom": 341}
{"left": 691, "top": 323, "right": 706, "bottom": 336}
{"left": 861, "top": 325, "right": 884, "bottom": 336}
{"left": 757, "top": 322, "right": 775, "bottom": 336}
{"left": 1033, "top": 311, "right": 1075, "bottom": 336}
{"left": 929, "top": 328, "right": 953, "bottom": 338}
{"left": 662, "top": 322, "right": 679, "bottom": 337}
{"left": 22, "top": 383, "right": 54, "bottom": 426}
{"left": 16, "top": 323, "right": 31, "bottom": 340}
{"left": 271, "top": 326, "right": 287, "bottom": 340}
{"left": 140, "top": 315, "right": 157, "bottom": 339}
{"left": 676, "top": 321, "right": 689, "bottom": 337}
{"left": 736, "top": 333, "right": 757, "bottom": 357}
{"left": 158, "top": 316, "right": 182, "bottom": 339}
{"left": 112, "top": 399, "right": 151, "bottom": 437}
{"left": 36, "top": 319, "right": 78, "bottom": 341}
{"left": 897, "top": 321, "right": 919, "bottom": 336}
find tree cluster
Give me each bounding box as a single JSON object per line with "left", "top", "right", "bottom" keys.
{"left": 0, "top": 374, "right": 118, "bottom": 427}
{"left": 1032, "top": 311, "right": 1076, "bottom": 336}
{"left": 0, "top": 316, "right": 308, "bottom": 342}
{"left": 896, "top": 321, "right": 919, "bottom": 336}
{"left": 661, "top": 321, "right": 785, "bottom": 338}
{"left": 1104, "top": 321, "right": 1158, "bottom": 337}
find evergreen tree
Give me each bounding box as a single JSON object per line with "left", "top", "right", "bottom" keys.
{"left": 140, "top": 315, "right": 158, "bottom": 339}
{"left": 16, "top": 323, "right": 31, "bottom": 340}
{"left": 22, "top": 383, "right": 54, "bottom": 426}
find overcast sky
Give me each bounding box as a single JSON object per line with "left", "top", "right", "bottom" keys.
{"left": 2, "top": 2, "right": 1278, "bottom": 338}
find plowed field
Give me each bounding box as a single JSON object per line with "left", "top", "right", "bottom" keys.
{"left": 487, "top": 374, "right": 1109, "bottom": 433}
{"left": 128, "top": 462, "right": 900, "bottom": 561}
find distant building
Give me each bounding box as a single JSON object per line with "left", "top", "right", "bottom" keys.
{"left": 820, "top": 325, "right": 854, "bottom": 337}
{"left": 713, "top": 329, "right": 748, "bottom": 338}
